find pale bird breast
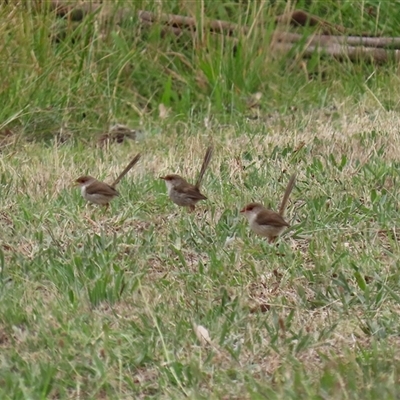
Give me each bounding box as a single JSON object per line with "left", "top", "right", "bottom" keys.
{"left": 81, "top": 185, "right": 94, "bottom": 202}
{"left": 246, "top": 211, "right": 257, "bottom": 224}
{"left": 164, "top": 180, "right": 174, "bottom": 196}
{"left": 250, "top": 220, "right": 285, "bottom": 238}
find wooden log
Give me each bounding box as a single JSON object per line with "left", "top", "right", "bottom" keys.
{"left": 273, "top": 31, "right": 400, "bottom": 49}
{"left": 274, "top": 41, "right": 400, "bottom": 63}
{"left": 275, "top": 10, "right": 347, "bottom": 34}
{"left": 44, "top": 1, "right": 400, "bottom": 63}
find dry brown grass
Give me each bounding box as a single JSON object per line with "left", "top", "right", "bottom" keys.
{"left": 1, "top": 105, "right": 400, "bottom": 398}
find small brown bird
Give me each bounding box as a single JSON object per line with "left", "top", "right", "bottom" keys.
{"left": 240, "top": 174, "right": 296, "bottom": 243}
{"left": 160, "top": 146, "right": 213, "bottom": 212}
{"left": 75, "top": 153, "right": 141, "bottom": 208}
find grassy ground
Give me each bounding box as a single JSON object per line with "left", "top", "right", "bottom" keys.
{"left": 1, "top": 1, "right": 400, "bottom": 399}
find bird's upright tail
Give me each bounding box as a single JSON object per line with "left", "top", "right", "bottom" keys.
{"left": 111, "top": 153, "right": 141, "bottom": 187}
{"left": 278, "top": 173, "right": 296, "bottom": 216}
{"left": 195, "top": 146, "right": 213, "bottom": 189}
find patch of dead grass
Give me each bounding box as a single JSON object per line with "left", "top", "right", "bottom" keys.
{"left": 2, "top": 106, "right": 400, "bottom": 396}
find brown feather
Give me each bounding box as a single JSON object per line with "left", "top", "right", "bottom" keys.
{"left": 111, "top": 153, "right": 141, "bottom": 187}
{"left": 255, "top": 209, "right": 289, "bottom": 228}
{"left": 278, "top": 174, "right": 296, "bottom": 216}
{"left": 86, "top": 181, "right": 119, "bottom": 197}
{"left": 195, "top": 146, "right": 213, "bottom": 189}
{"left": 176, "top": 182, "right": 207, "bottom": 200}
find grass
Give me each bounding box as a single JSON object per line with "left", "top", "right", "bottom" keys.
{"left": 1, "top": 1, "right": 400, "bottom": 399}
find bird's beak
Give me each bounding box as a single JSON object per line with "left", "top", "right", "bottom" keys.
{"left": 239, "top": 208, "right": 245, "bottom": 213}
{"left": 159, "top": 176, "right": 166, "bottom": 180}
{"left": 73, "top": 180, "right": 80, "bottom": 186}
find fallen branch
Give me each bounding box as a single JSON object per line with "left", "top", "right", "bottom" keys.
{"left": 273, "top": 31, "right": 400, "bottom": 49}
{"left": 273, "top": 42, "right": 400, "bottom": 63}
{"left": 275, "top": 9, "right": 347, "bottom": 35}
{"left": 45, "top": 1, "right": 400, "bottom": 63}
{"left": 48, "top": 2, "right": 345, "bottom": 35}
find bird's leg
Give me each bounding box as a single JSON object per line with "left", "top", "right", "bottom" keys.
{"left": 188, "top": 205, "right": 196, "bottom": 213}
{"left": 102, "top": 203, "right": 110, "bottom": 214}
